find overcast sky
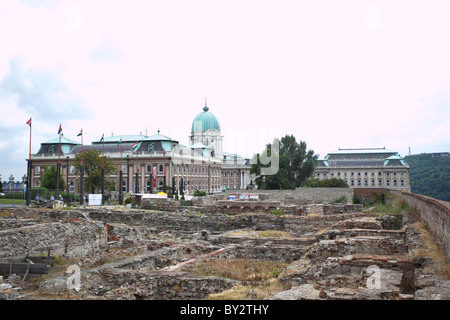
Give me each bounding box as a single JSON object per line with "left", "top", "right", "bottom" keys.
{"left": 1, "top": 0, "right": 450, "bottom": 181}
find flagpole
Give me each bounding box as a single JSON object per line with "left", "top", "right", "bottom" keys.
{"left": 119, "top": 138, "right": 123, "bottom": 205}
{"left": 56, "top": 123, "right": 62, "bottom": 199}
{"left": 136, "top": 141, "right": 139, "bottom": 193}
{"left": 81, "top": 129, "right": 83, "bottom": 166}
{"left": 101, "top": 133, "right": 104, "bottom": 206}
{"left": 26, "top": 118, "right": 32, "bottom": 206}
{"left": 150, "top": 146, "right": 153, "bottom": 193}
{"left": 79, "top": 129, "right": 84, "bottom": 206}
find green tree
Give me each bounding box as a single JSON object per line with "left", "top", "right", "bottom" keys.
{"left": 74, "top": 150, "right": 117, "bottom": 194}
{"left": 251, "top": 135, "right": 317, "bottom": 189}
{"left": 304, "top": 177, "right": 349, "bottom": 188}
{"left": 40, "top": 165, "right": 66, "bottom": 191}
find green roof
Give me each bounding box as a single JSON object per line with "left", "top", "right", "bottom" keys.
{"left": 92, "top": 135, "right": 147, "bottom": 144}
{"left": 330, "top": 147, "right": 397, "bottom": 155}
{"left": 191, "top": 106, "right": 221, "bottom": 133}
{"left": 42, "top": 136, "right": 80, "bottom": 145}
{"left": 144, "top": 132, "right": 177, "bottom": 142}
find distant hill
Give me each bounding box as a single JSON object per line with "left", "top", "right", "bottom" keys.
{"left": 404, "top": 153, "right": 450, "bottom": 202}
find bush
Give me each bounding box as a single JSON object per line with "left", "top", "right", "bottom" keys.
{"left": 333, "top": 195, "right": 347, "bottom": 203}
{"left": 194, "top": 190, "right": 207, "bottom": 196}
{"left": 271, "top": 209, "right": 283, "bottom": 217}
{"left": 352, "top": 195, "right": 362, "bottom": 204}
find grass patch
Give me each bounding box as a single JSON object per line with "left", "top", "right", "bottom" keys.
{"left": 333, "top": 195, "right": 347, "bottom": 204}
{"left": 410, "top": 217, "right": 450, "bottom": 279}
{"left": 365, "top": 196, "right": 409, "bottom": 215}
{"left": 270, "top": 209, "right": 283, "bottom": 217}
{"left": 186, "top": 258, "right": 288, "bottom": 285}
{"left": 0, "top": 199, "right": 35, "bottom": 205}
{"left": 228, "top": 230, "right": 292, "bottom": 238}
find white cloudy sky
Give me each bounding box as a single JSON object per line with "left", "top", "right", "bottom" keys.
{"left": 1, "top": 0, "right": 450, "bottom": 181}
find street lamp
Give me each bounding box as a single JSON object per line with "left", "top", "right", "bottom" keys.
{"left": 9, "top": 174, "right": 14, "bottom": 192}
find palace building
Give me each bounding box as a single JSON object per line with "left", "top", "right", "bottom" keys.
{"left": 314, "top": 147, "right": 411, "bottom": 191}
{"left": 29, "top": 104, "right": 253, "bottom": 195}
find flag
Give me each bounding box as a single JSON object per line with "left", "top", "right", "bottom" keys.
{"left": 26, "top": 118, "right": 31, "bottom": 127}
{"left": 132, "top": 141, "right": 139, "bottom": 152}
{"left": 100, "top": 134, "right": 104, "bottom": 143}
{"left": 77, "top": 129, "right": 83, "bottom": 137}
{"left": 58, "top": 123, "right": 62, "bottom": 135}
{"left": 117, "top": 138, "right": 122, "bottom": 146}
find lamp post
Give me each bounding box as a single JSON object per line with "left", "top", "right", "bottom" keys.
{"left": 9, "top": 174, "right": 14, "bottom": 192}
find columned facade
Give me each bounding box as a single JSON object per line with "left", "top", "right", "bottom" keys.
{"left": 30, "top": 105, "right": 252, "bottom": 196}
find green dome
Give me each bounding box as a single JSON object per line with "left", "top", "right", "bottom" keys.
{"left": 191, "top": 106, "right": 221, "bottom": 133}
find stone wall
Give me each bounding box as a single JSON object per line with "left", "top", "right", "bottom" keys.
{"left": 400, "top": 191, "right": 450, "bottom": 258}
{"left": 214, "top": 188, "right": 354, "bottom": 204}
{"left": 84, "top": 269, "right": 239, "bottom": 300}
{"left": 0, "top": 220, "right": 107, "bottom": 259}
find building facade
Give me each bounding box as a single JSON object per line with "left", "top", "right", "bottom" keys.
{"left": 314, "top": 147, "right": 410, "bottom": 191}
{"left": 29, "top": 105, "right": 252, "bottom": 196}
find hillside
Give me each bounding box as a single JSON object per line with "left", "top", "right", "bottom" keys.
{"left": 405, "top": 153, "right": 450, "bottom": 202}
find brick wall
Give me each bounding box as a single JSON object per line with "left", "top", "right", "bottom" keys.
{"left": 400, "top": 191, "right": 450, "bottom": 259}
{"left": 353, "top": 188, "right": 389, "bottom": 204}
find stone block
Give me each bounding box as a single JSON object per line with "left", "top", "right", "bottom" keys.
{"left": 350, "top": 266, "right": 361, "bottom": 274}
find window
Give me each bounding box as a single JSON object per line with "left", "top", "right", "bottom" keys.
{"left": 351, "top": 180, "right": 355, "bottom": 186}
{"left": 122, "top": 181, "right": 127, "bottom": 192}
{"left": 48, "top": 146, "right": 54, "bottom": 153}
{"left": 371, "top": 179, "right": 375, "bottom": 186}
{"left": 35, "top": 181, "right": 40, "bottom": 187}
{"left": 378, "top": 179, "right": 382, "bottom": 186}
{"left": 387, "top": 180, "right": 390, "bottom": 186}
{"left": 159, "top": 164, "right": 164, "bottom": 173}
{"left": 70, "top": 166, "right": 76, "bottom": 174}
{"left": 122, "top": 165, "right": 127, "bottom": 173}
{"left": 394, "top": 180, "right": 397, "bottom": 186}
{"left": 364, "top": 180, "right": 368, "bottom": 186}
{"left": 401, "top": 180, "right": 404, "bottom": 186}
{"left": 35, "top": 166, "right": 41, "bottom": 174}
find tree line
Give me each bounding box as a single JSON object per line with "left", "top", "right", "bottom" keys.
{"left": 404, "top": 153, "right": 450, "bottom": 201}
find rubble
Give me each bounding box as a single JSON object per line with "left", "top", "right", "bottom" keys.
{"left": 0, "top": 190, "right": 449, "bottom": 300}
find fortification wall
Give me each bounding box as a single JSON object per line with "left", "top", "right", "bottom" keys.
{"left": 400, "top": 191, "right": 450, "bottom": 258}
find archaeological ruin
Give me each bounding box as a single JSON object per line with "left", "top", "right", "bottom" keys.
{"left": 1, "top": 188, "right": 450, "bottom": 302}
